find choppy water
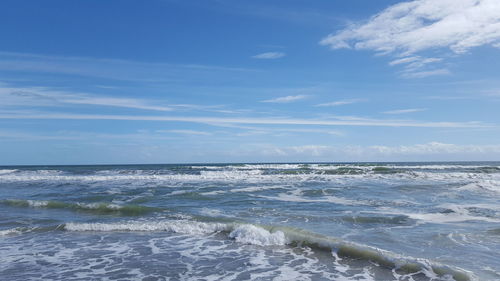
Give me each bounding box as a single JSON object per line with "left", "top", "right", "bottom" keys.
{"left": 1, "top": 162, "right": 499, "bottom": 280}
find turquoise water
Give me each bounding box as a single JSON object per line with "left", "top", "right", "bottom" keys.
{"left": 0, "top": 163, "right": 499, "bottom": 280}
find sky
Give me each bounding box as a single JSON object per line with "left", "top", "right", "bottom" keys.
{"left": 1, "top": 0, "right": 500, "bottom": 165}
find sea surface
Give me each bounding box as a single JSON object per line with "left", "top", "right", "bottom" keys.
{"left": 0, "top": 162, "right": 499, "bottom": 281}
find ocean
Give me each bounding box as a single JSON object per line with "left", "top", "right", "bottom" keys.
{"left": 0, "top": 162, "right": 499, "bottom": 280}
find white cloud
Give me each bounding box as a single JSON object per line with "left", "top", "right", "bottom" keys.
{"left": 159, "top": 130, "right": 212, "bottom": 136}
{"left": 401, "top": 68, "right": 451, "bottom": 78}
{"left": 203, "top": 123, "right": 345, "bottom": 137}
{"left": 0, "top": 85, "right": 173, "bottom": 111}
{"left": 0, "top": 51, "right": 257, "bottom": 83}
{"left": 388, "top": 56, "right": 446, "bottom": 77}
{"left": 252, "top": 142, "right": 500, "bottom": 161}
{"left": 235, "top": 128, "right": 344, "bottom": 137}
{"left": 316, "top": 99, "right": 364, "bottom": 107}
{"left": 368, "top": 142, "right": 500, "bottom": 155}
{"left": 0, "top": 129, "right": 177, "bottom": 142}
{"left": 261, "top": 95, "right": 308, "bottom": 103}
{"left": 402, "top": 57, "right": 443, "bottom": 70}
{"left": 0, "top": 111, "right": 490, "bottom": 128}
{"left": 320, "top": 0, "right": 500, "bottom": 76}
{"left": 0, "top": 84, "right": 250, "bottom": 115}
{"left": 382, "top": 108, "right": 427, "bottom": 114}
{"left": 321, "top": 0, "right": 500, "bottom": 54}
{"left": 252, "top": 52, "right": 286, "bottom": 59}
{"left": 389, "top": 56, "right": 420, "bottom": 66}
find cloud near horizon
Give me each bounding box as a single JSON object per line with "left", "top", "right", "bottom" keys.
{"left": 252, "top": 142, "right": 500, "bottom": 161}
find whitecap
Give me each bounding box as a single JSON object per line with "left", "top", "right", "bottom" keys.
{"left": 228, "top": 224, "right": 286, "bottom": 246}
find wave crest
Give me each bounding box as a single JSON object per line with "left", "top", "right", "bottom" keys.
{"left": 2, "top": 199, "right": 157, "bottom": 216}
{"left": 61, "top": 219, "right": 472, "bottom": 281}
{"left": 229, "top": 224, "right": 286, "bottom": 246}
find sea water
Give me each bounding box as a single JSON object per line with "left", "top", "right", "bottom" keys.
{"left": 0, "top": 162, "right": 499, "bottom": 280}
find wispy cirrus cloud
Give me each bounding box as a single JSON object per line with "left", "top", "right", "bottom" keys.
{"left": 0, "top": 129, "right": 177, "bottom": 142}
{"left": 316, "top": 99, "right": 365, "bottom": 107}
{"left": 207, "top": 123, "right": 344, "bottom": 137}
{"left": 0, "top": 83, "right": 253, "bottom": 114}
{"left": 0, "top": 84, "right": 173, "bottom": 111}
{"left": 158, "top": 130, "right": 212, "bottom": 136}
{"left": 401, "top": 68, "right": 451, "bottom": 78}
{"left": 261, "top": 95, "right": 308, "bottom": 103}
{"left": 320, "top": 0, "right": 500, "bottom": 77}
{"left": 0, "top": 110, "right": 490, "bottom": 128}
{"left": 252, "top": 52, "right": 286, "bottom": 59}
{"left": 0, "top": 51, "right": 257, "bottom": 83}
{"left": 382, "top": 108, "right": 428, "bottom": 114}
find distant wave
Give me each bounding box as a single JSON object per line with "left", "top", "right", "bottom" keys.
{"left": 0, "top": 169, "right": 18, "bottom": 175}
{"left": 1, "top": 167, "right": 500, "bottom": 185}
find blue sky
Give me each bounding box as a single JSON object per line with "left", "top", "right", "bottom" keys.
{"left": 1, "top": 0, "right": 500, "bottom": 164}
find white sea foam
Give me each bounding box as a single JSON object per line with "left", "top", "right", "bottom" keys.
{"left": 6, "top": 199, "right": 128, "bottom": 211}
{"left": 0, "top": 169, "right": 17, "bottom": 175}
{"left": 65, "top": 220, "right": 286, "bottom": 247}
{"left": 8, "top": 217, "right": 473, "bottom": 280}
{"left": 375, "top": 205, "right": 500, "bottom": 224}
{"left": 458, "top": 180, "right": 500, "bottom": 193}
{"left": 0, "top": 228, "right": 21, "bottom": 236}
{"left": 1, "top": 167, "right": 500, "bottom": 189}
{"left": 62, "top": 219, "right": 418, "bottom": 266}
{"left": 406, "top": 212, "right": 500, "bottom": 224}
{"left": 199, "top": 208, "right": 226, "bottom": 217}
{"left": 199, "top": 169, "right": 263, "bottom": 178}
{"left": 259, "top": 189, "right": 367, "bottom": 206}
{"left": 233, "top": 164, "right": 304, "bottom": 170}
{"left": 64, "top": 220, "right": 230, "bottom": 235}
{"left": 201, "top": 184, "right": 285, "bottom": 196}
{"left": 75, "top": 202, "right": 122, "bottom": 210}
{"left": 229, "top": 224, "right": 286, "bottom": 246}
{"left": 26, "top": 200, "right": 49, "bottom": 207}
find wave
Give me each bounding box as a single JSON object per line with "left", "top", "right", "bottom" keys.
{"left": 369, "top": 204, "right": 500, "bottom": 225}
{"left": 458, "top": 180, "right": 500, "bottom": 193}
{"left": 1, "top": 167, "right": 500, "bottom": 188}
{"left": 1, "top": 163, "right": 499, "bottom": 177}
{"left": 169, "top": 191, "right": 214, "bottom": 200}
{"left": 64, "top": 220, "right": 230, "bottom": 235}
{"left": 341, "top": 215, "right": 412, "bottom": 225}
{"left": 2, "top": 199, "right": 157, "bottom": 216}
{"left": 188, "top": 163, "right": 500, "bottom": 170}
{"left": 228, "top": 224, "right": 286, "bottom": 246}
{"left": 62, "top": 219, "right": 473, "bottom": 281}
{"left": 258, "top": 192, "right": 367, "bottom": 206}
{"left": 487, "top": 228, "right": 500, "bottom": 235}
{"left": 0, "top": 224, "right": 65, "bottom": 237}
{"left": 0, "top": 227, "right": 22, "bottom": 236}
{"left": 0, "top": 169, "right": 18, "bottom": 175}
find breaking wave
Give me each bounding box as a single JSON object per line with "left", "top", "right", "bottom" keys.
{"left": 0, "top": 227, "right": 22, "bottom": 236}
{"left": 1, "top": 164, "right": 499, "bottom": 186}
{"left": 62, "top": 219, "right": 472, "bottom": 281}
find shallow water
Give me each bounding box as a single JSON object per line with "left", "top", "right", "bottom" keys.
{"left": 1, "top": 162, "right": 499, "bottom": 280}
